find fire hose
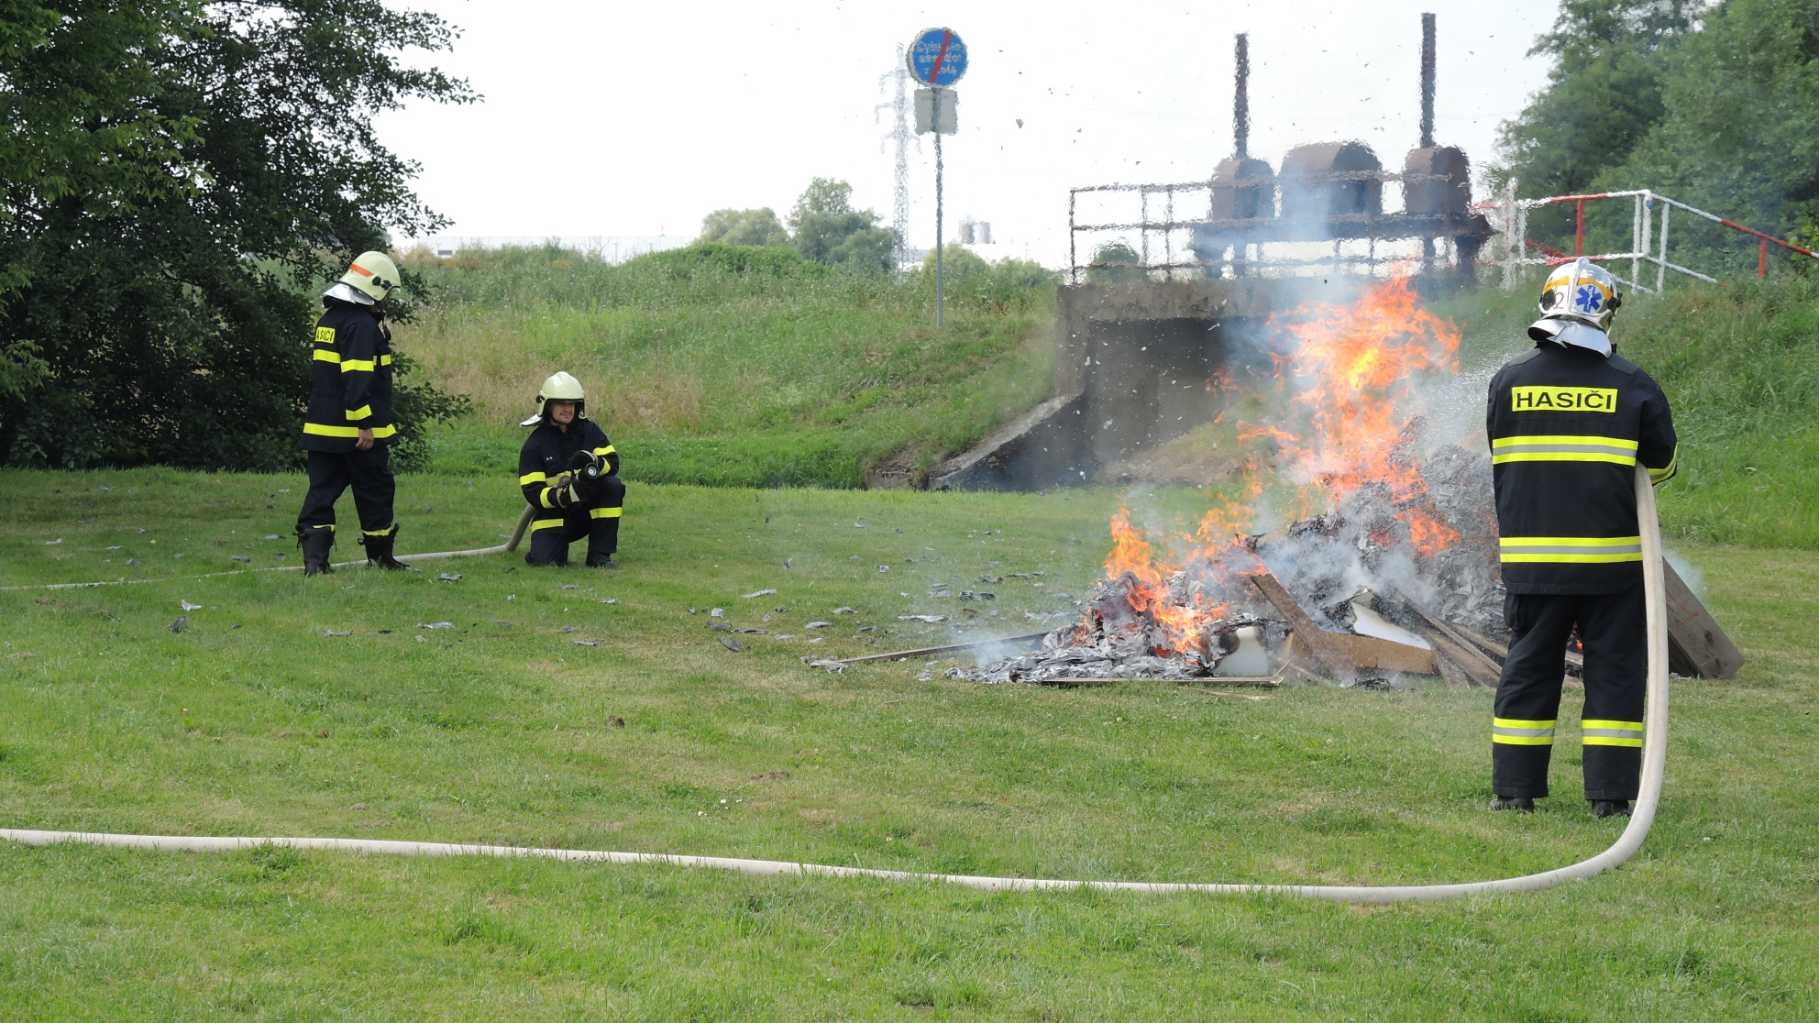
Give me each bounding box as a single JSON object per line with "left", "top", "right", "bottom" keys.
{"left": 3, "top": 467, "right": 1669, "bottom": 902}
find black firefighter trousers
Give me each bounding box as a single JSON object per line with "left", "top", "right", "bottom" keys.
{"left": 296, "top": 447, "right": 397, "bottom": 544}
{"left": 1492, "top": 586, "right": 1647, "bottom": 802}
{"left": 525, "top": 476, "right": 625, "bottom": 566}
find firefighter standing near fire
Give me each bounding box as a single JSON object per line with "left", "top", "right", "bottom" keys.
{"left": 1486, "top": 258, "right": 1677, "bottom": 818}
{"left": 296, "top": 251, "right": 411, "bottom": 575}
{"left": 517, "top": 371, "right": 625, "bottom": 567}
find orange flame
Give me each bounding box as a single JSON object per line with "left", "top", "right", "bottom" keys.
{"left": 1096, "top": 277, "right": 1467, "bottom": 643}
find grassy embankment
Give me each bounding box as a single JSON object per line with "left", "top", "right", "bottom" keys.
{"left": 401, "top": 244, "right": 1054, "bottom": 488}
{"left": 404, "top": 246, "right": 1817, "bottom": 544}
{"left": 1, "top": 470, "right": 1815, "bottom": 1019}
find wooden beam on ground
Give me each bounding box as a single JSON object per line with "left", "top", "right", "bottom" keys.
{"left": 1327, "top": 632, "right": 1438, "bottom": 676}
{"left": 1664, "top": 560, "right": 1745, "bottom": 679}
{"left": 836, "top": 631, "right": 1049, "bottom": 665}
{"left": 1383, "top": 590, "right": 1502, "bottom": 687}
{"left": 1449, "top": 623, "right": 1507, "bottom": 661}
{"left": 1250, "top": 571, "right": 1356, "bottom": 682}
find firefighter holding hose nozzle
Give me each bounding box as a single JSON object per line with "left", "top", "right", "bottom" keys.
{"left": 1486, "top": 258, "right": 1678, "bottom": 818}
{"left": 517, "top": 372, "right": 625, "bottom": 567}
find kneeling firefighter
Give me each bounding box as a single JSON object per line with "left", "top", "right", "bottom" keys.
{"left": 517, "top": 372, "right": 625, "bottom": 567}
{"left": 296, "top": 251, "right": 412, "bottom": 575}
{"left": 1487, "top": 258, "right": 1678, "bottom": 818}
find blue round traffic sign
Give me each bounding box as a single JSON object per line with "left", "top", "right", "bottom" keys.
{"left": 907, "top": 27, "right": 967, "bottom": 87}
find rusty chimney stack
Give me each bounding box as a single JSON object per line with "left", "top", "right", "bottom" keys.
{"left": 1419, "top": 13, "right": 1436, "bottom": 149}
{"left": 1234, "top": 33, "right": 1250, "bottom": 160}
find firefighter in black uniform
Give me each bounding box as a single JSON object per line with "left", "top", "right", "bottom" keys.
{"left": 1487, "top": 258, "right": 1678, "bottom": 818}
{"left": 295, "top": 250, "right": 411, "bottom": 575}
{"left": 517, "top": 371, "right": 625, "bottom": 567}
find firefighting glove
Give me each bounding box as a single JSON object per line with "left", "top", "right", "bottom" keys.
{"left": 547, "top": 472, "right": 581, "bottom": 510}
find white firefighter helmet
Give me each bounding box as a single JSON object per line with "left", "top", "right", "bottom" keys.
{"left": 521, "top": 371, "right": 587, "bottom": 426}
{"left": 1528, "top": 257, "right": 1620, "bottom": 356}
{"left": 339, "top": 251, "right": 401, "bottom": 303}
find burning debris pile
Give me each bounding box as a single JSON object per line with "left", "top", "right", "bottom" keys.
{"left": 958, "top": 278, "right": 1514, "bottom": 688}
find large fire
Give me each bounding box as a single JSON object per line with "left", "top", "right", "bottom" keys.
{"left": 1101, "top": 277, "right": 1464, "bottom": 655}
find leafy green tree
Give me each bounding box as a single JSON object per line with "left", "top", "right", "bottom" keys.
{"left": 1489, "top": 0, "right": 1698, "bottom": 198}
{"left": 0, "top": 0, "right": 475, "bottom": 468}
{"left": 1602, "top": 0, "right": 1819, "bottom": 247}
{"left": 788, "top": 178, "right": 898, "bottom": 272}
{"left": 697, "top": 207, "right": 790, "bottom": 247}
{"left": 913, "top": 247, "right": 1057, "bottom": 311}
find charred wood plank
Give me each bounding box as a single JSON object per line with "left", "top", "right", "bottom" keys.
{"left": 1382, "top": 590, "right": 1501, "bottom": 687}
{"left": 1250, "top": 571, "right": 1356, "bottom": 682}
{"left": 1327, "top": 632, "right": 1438, "bottom": 675}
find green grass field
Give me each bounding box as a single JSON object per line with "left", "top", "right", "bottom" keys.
{"left": 3, "top": 469, "right": 1815, "bottom": 1020}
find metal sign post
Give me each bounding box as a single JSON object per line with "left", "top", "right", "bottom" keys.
{"left": 907, "top": 27, "right": 967, "bottom": 327}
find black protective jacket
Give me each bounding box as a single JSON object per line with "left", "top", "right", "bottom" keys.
{"left": 517, "top": 418, "right": 619, "bottom": 511}
{"left": 1487, "top": 343, "right": 1678, "bottom": 595}
{"left": 301, "top": 298, "right": 394, "bottom": 453}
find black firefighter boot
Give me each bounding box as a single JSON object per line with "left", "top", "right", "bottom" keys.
{"left": 298, "top": 528, "right": 335, "bottom": 577}
{"left": 361, "top": 526, "right": 413, "bottom": 571}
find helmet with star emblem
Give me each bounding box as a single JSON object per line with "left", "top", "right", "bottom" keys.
{"left": 1528, "top": 257, "right": 1621, "bottom": 356}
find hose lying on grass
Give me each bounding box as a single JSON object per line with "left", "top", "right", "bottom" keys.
{"left": 2, "top": 469, "right": 1670, "bottom": 902}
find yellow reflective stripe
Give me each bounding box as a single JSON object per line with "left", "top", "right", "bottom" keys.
{"left": 593, "top": 445, "right": 616, "bottom": 457}
{"left": 519, "top": 471, "right": 548, "bottom": 485}
{"left": 362, "top": 523, "right": 397, "bottom": 537}
{"left": 303, "top": 423, "right": 396, "bottom": 438}
{"left": 589, "top": 506, "right": 622, "bottom": 519}
{"left": 1491, "top": 435, "right": 1638, "bottom": 466}
{"left": 539, "top": 487, "right": 555, "bottom": 509}
{"left": 312, "top": 348, "right": 340, "bottom": 364}
{"left": 1500, "top": 536, "right": 1643, "bottom": 547}
{"left": 345, "top": 404, "right": 372, "bottom": 422}
{"left": 340, "top": 359, "right": 375, "bottom": 373}
{"left": 1583, "top": 735, "right": 1644, "bottom": 748}
{"left": 1492, "top": 451, "right": 1637, "bottom": 466}
{"left": 1501, "top": 552, "right": 1643, "bottom": 564}
{"left": 529, "top": 518, "right": 564, "bottom": 532}
{"left": 1582, "top": 719, "right": 1643, "bottom": 732}
{"left": 1648, "top": 446, "right": 1678, "bottom": 485}
{"left": 1492, "top": 435, "right": 1638, "bottom": 450}
{"left": 1500, "top": 535, "right": 1643, "bottom": 564}
{"left": 379, "top": 354, "right": 394, "bottom": 366}
{"left": 1492, "top": 716, "right": 1555, "bottom": 745}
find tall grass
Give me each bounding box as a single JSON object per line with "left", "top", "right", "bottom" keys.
{"left": 398, "top": 243, "right": 1055, "bottom": 487}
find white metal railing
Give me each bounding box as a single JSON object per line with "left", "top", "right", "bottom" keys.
{"left": 1484, "top": 182, "right": 1818, "bottom": 294}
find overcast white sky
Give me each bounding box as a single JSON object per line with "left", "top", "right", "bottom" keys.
{"left": 375, "top": 0, "right": 1560, "bottom": 265}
